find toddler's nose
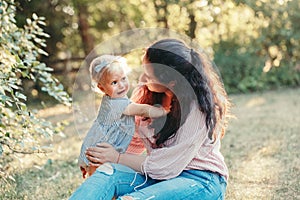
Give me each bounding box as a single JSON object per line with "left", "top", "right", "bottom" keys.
{"left": 118, "top": 82, "right": 125, "bottom": 89}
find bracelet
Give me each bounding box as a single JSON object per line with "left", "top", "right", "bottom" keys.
{"left": 116, "top": 153, "right": 121, "bottom": 163}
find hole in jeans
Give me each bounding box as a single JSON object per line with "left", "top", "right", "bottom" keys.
{"left": 96, "top": 163, "right": 114, "bottom": 175}
{"left": 120, "top": 195, "right": 155, "bottom": 200}
{"left": 120, "top": 196, "right": 136, "bottom": 200}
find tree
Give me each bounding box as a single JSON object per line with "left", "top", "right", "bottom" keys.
{"left": 11, "top": 0, "right": 300, "bottom": 94}
{"left": 0, "top": 0, "right": 71, "bottom": 179}
{"left": 72, "top": 0, "right": 95, "bottom": 57}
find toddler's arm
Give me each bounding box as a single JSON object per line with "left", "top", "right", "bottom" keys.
{"left": 123, "top": 103, "right": 168, "bottom": 118}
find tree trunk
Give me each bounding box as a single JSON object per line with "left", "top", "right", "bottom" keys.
{"left": 188, "top": 13, "right": 196, "bottom": 39}
{"left": 153, "top": 0, "right": 169, "bottom": 28}
{"left": 78, "top": 5, "right": 94, "bottom": 58}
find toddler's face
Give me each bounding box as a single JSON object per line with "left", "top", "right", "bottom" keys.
{"left": 100, "top": 69, "right": 129, "bottom": 98}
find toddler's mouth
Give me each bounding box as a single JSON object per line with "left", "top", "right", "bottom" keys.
{"left": 117, "top": 90, "right": 126, "bottom": 95}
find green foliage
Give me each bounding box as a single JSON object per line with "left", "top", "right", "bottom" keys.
{"left": 214, "top": 40, "right": 263, "bottom": 93}
{"left": 15, "top": 0, "right": 80, "bottom": 60}
{"left": 12, "top": 0, "right": 300, "bottom": 94}
{"left": 0, "top": 0, "right": 71, "bottom": 179}
{"left": 214, "top": 39, "right": 300, "bottom": 93}
{"left": 213, "top": 0, "right": 300, "bottom": 93}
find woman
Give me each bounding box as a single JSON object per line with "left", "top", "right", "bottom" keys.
{"left": 70, "top": 38, "right": 231, "bottom": 200}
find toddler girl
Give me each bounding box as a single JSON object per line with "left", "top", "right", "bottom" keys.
{"left": 78, "top": 55, "right": 168, "bottom": 178}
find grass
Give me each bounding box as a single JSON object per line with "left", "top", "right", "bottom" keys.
{"left": 1, "top": 88, "right": 299, "bottom": 199}
{"left": 222, "top": 88, "right": 300, "bottom": 199}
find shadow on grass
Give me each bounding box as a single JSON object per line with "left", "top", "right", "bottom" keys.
{"left": 1, "top": 159, "right": 82, "bottom": 200}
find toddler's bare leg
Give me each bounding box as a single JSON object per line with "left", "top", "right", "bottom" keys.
{"left": 88, "top": 165, "right": 98, "bottom": 176}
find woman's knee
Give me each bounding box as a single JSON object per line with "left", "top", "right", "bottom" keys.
{"left": 95, "top": 163, "right": 136, "bottom": 176}
{"left": 96, "top": 162, "right": 114, "bottom": 175}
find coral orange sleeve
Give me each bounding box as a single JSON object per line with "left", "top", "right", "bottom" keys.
{"left": 126, "top": 131, "right": 146, "bottom": 155}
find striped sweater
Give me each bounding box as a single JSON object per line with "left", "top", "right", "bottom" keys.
{"left": 128, "top": 101, "right": 228, "bottom": 181}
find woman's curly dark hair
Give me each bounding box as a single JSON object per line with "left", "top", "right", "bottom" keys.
{"left": 135, "top": 39, "right": 230, "bottom": 147}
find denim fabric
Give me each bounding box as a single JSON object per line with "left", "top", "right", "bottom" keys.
{"left": 69, "top": 163, "right": 227, "bottom": 200}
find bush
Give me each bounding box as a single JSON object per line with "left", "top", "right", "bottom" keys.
{"left": 214, "top": 40, "right": 300, "bottom": 93}
{"left": 0, "top": 0, "right": 71, "bottom": 180}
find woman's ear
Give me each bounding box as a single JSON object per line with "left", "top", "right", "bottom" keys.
{"left": 97, "top": 82, "right": 105, "bottom": 93}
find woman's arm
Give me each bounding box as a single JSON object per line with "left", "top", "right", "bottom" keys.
{"left": 86, "top": 143, "right": 146, "bottom": 172}
{"left": 123, "top": 103, "right": 168, "bottom": 118}
{"left": 139, "top": 103, "right": 209, "bottom": 180}
{"left": 118, "top": 152, "right": 146, "bottom": 172}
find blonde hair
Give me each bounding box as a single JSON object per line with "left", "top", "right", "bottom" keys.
{"left": 89, "top": 55, "right": 127, "bottom": 91}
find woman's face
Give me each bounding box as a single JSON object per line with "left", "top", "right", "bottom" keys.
{"left": 141, "top": 57, "right": 169, "bottom": 93}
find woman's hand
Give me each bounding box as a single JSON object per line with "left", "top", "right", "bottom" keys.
{"left": 86, "top": 142, "right": 147, "bottom": 173}
{"left": 86, "top": 143, "right": 119, "bottom": 168}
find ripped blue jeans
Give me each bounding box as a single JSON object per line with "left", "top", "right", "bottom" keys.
{"left": 69, "top": 163, "right": 227, "bottom": 200}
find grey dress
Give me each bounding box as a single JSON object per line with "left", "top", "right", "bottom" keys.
{"left": 78, "top": 95, "right": 135, "bottom": 168}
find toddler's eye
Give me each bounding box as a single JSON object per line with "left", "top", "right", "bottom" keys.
{"left": 122, "top": 77, "right": 127, "bottom": 81}
{"left": 111, "top": 81, "right": 117, "bottom": 85}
